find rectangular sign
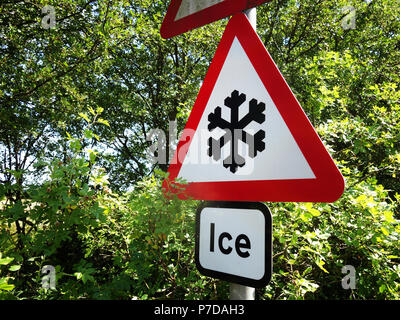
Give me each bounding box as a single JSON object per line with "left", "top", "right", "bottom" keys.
{"left": 195, "top": 201, "right": 272, "bottom": 288}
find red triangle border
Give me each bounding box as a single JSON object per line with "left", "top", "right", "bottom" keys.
{"left": 163, "top": 13, "right": 345, "bottom": 203}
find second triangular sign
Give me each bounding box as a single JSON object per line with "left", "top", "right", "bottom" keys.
{"left": 163, "top": 13, "right": 344, "bottom": 203}
{"left": 160, "top": 0, "right": 270, "bottom": 39}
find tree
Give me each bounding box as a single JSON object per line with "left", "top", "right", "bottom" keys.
{"left": 258, "top": 0, "right": 400, "bottom": 194}
{"left": 88, "top": 0, "right": 226, "bottom": 190}
{"left": 0, "top": 0, "right": 132, "bottom": 249}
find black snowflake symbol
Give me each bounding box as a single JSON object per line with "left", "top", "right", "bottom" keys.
{"left": 207, "top": 90, "right": 266, "bottom": 173}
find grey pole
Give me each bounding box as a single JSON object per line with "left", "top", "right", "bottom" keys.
{"left": 243, "top": 7, "right": 257, "bottom": 29}
{"left": 230, "top": 283, "right": 255, "bottom": 300}
{"left": 229, "top": 6, "right": 258, "bottom": 302}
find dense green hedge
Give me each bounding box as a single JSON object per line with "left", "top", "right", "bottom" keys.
{"left": 1, "top": 116, "right": 399, "bottom": 299}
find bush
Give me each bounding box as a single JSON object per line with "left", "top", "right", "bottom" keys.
{"left": 0, "top": 112, "right": 399, "bottom": 300}
{"left": 0, "top": 111, "right": 229, "bottom": 300}
{"left": 261, "top": 174, "right": 400, "bottom": 299}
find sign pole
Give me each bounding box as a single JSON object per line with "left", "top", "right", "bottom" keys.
{"left": 229, "top": 7, "right": 257, "bottom": 301}
{"left": 244, "top": 7, "right": 257, "bottom": 29}
{"left": 230, "top": 283, "right": 255, "bottom": 300}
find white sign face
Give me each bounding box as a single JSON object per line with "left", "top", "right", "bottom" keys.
{"left": 177, "top": 37, "right": 315, "bottom": 183}
{"left": 175, "top": 0, "right": 226, "bottom": 20}
{"left": 195, "top": 202, "right": 272, "bottom": 287}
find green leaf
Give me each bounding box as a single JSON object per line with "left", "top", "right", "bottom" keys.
{"left": 0, "top": 257, "right": 14, "bottom": 265}
{"left": 97, "top": 118, "right": 110, "bottom": 127}
{"left": 300, "top": 211, "right": 313, "bottom": 222}
{"left": 84, "top": 129, "right": 94, "bottom": 139}
{"left": 9, "top": 265, "right": 21, "bottom": 272}
{"left": 78, "top": 113, "right": 90, "bottom": 123}
{"left": 316, "top": 258, "right": 329, "bottom": 274}
{"left": 381, "top": 227, "right": 390, "bottom": 236}
{"left": 305, "top": 203, "right": 321, "bottom": 217}
{"left": 0, "top": 278, "right": 14, "bottom": 292}
{"left": 89, "top": 151, "right": 96, "bottom": 163}
{"left": 74, "top": 272, "right": 83, "bottom": 280}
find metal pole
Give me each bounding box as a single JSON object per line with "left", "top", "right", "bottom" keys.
{"left": 230, "top": 283, "right": 255, "bottom": 300}
{"left": 243, "top": 7, "right": 257, "bottom": 29}
{"left": 229, "top": 7, "right": 258, "bottom": 301}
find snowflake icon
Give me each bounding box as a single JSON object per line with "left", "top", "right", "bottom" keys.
{"left": 207, "top": 90, "right": 266, "bottom": 173}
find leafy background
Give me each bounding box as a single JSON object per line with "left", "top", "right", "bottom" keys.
{"left": 0, "top": 0, "right": 399, "bottom": 299}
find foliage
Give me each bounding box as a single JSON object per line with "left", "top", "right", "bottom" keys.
{"left": 264, "top": 178, "right": 400, "bottom": 300}
{"left": 0, "top": 113, "right": 228, "bottom": 299}
{"left": 0, "top": 252, "right": 21, "bottom": 299}
{"left": 0, "top": 0, "right": 399, "bottom": 300}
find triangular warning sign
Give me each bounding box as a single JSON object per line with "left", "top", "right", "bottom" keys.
{"left": 163, "top": 13, "right": 345, "bottom": 203}
{"left": 160, "top": 0, "right": 270, "bottom": 39}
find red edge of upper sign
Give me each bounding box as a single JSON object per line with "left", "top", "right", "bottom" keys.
{"left": 160, "top": 0, "right": 271, "bottom": 39}
{"left": 162, "top": 13, "right": 345, "bottom": 203}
